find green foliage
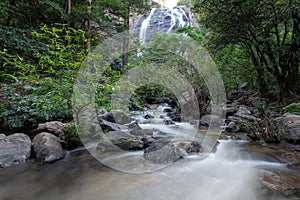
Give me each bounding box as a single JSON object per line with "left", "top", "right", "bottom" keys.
{"left": 282, "top": 103, "right": 300, "bottom": 115}
{"left": 177, "top": 0, "right": 191, "bottom": 7}
{"left": 65, "top": 122, "right": 80, "bottom": 149}
{"left": 0, "top": 24, "right": 88, "bottom": 132}
{"left": 193, "top": 0, "right": 300, "bottom": 99}
{"left": 0, "top": 89, "right": 72, "bottom": 131}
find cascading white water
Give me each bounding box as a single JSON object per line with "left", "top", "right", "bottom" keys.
{"left": 139, "top": 8, "right": 157, "bottom": 44}
{"left": 137, "top": 7, "right": 190, "bottom": 44}
{"left": 0, "top": 104, "right": 295, "bottom": 200}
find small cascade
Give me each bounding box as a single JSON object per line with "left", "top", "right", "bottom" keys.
{"left": 136, "top": 6, "right": 190, "bottom": 44}
{"left": 139, "top": 8, "right": 157, "bottom": 44}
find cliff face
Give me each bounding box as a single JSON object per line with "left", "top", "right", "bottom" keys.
{"left": 134, "top": 6, "right": 190, "bottom": 44}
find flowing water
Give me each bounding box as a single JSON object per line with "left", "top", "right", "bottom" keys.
{"left": 0, "top": 105, "right": 299, "bottom": 200}
{"left": 137, "top": 7, "right": 190, "bottom": 44}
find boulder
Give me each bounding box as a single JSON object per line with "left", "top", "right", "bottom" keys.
{"left": 144, "top": 139, "right": 184, "bottom": 163}
{"left": 226, "top": 121, "right": 240, "bottom": 133}
{"left": 141, "top": 136, "right": 155, "bottom": 148}
{"left": 144, "top": 138, "right": 202, "bottom": 163}
{"left": 234, "top": 105, "right": 261, "bottom": 122}
{"left": 223, "top": 106, "right": 238, "bottom": 117}
{"left": 32, "top": 132, "right": 64, "bottom": 163}
{"left": 105, "top": 130, "right": 143, "bottom": 150}
{"left": 99, "top": 120, "right": 127, "bottom": 132}
{"left": 167, "top": 112, "right": 182, "bottom": 122}
{"left": 30, "top": 121, "right": 65, "bottom": 138}
{"left": 260, "top": 170, "right": 300, "bottom": 197}
{"left": 130, "top": 129, "right": 153, "bottom": 136}
{"left": 200, "top": 115, "right": 223, "bottom": 127}
{"left": 279, "top": 114, "right": 300, "bottom": 145}
{"left": 110, "top": 110, "right": 132, "bottom": 124}
{"left": 125, "top": 121, "right": 141, "bottom": 130}
{"left": 0, "top": 133, "right": 31, "bottom": 168}
{"left": 98, "top": 110, "right": 131, "bottom": 124}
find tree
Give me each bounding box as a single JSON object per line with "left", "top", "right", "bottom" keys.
{"left": 193, "top": 0, "right": 300, "bottom": 100}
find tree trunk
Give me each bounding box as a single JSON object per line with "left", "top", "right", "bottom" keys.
{"left": 67, "top": 0, "right": 71, "bottom": 52}
{"left": 87, "top": 0, "right": 92, "bottom": 51}
{"left": 122, "top": 5, "right": 130, "bottom": 67}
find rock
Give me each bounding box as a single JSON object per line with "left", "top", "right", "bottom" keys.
{"left": 260, "top": 170, "right": 300, "bottom": 197}
{"left": 105, "top": 131, "right": 143, "bottom": 150}
{"left": 141, "top": 136, "right": 155, "bottom": 148}
{"left": 130, "top": 129, "right": 153, "bottom": 136}
{"left": 30, "top": 121, "right": 65, "bottom": 138}
{"left": 125, "top": 121, "right": 141, "bottom": 130}
{"left": 223, "top": 106, "right": 238, "bottom": 117}
{"left": 279, "top": 114, "right": 300, "bottom": 145}
{"left": 144, "top": 139, "right": 184, "bottom": 163}
{"left": 163, "top": 108, "right": 173, "bottom": 113}
{"left": 135, "top": 7, "right": 190, "bottom": 44}
{"left": 32, "top": 132, "right": 65, "bottom": 163}
{"left": 98, "top": 110, "right": 131, "bottom": 124}
{"left": 167, "top": 112, "right": 182, "bottom": 122}
{"left": 144, "top": 138, "right": 202, "bottom": 163}
{"left": 0, "top": 133, "right": 31, "bottom": 168}
{"left": 200, "top": 115, "right": 223, "bottom": 127}
{"left": 174, "top": 141, "right": 203, "bottom": 154}
{"left": 226, "top": 121, "right": 240, "bottom": 133}
{"left": 236, "top": 105, "right": 252, "bottom": 116}
{"left": 99, "top": 120, "right": 127, "bottom": 132}
{"left": 235, "top": 105, "right": 261, "bottom": 122}
{"left": 98, "top": 111, "right": 115, "bottom": 123}
{"left": 144, "top": 114, "right": 155, "bottom": 119}
{"left": 163, "top": 118, "right": 174, "bottom": 125}
{"left": 110, "top": 110, "right": 132, "bottom": 124}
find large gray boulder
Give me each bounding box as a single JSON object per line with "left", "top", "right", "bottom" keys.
{"left": 30, "top": 121, "right": 65, "bottom": 137}
{"left": 0, "top": 133, "right": 31, "bottom": 168}
{"left": 279, "top": 114, "right": 300, "bottom": 145}
{"left": 99, "top": 120, "right": 127, "bottom": 132}
{"left": 144, "top": 139, "right": 202, "bottom": 163}
{"left": 32, "top": 132, "right": 64, "bottom": 163}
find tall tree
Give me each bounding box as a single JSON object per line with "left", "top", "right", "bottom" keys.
{"left": 193, "top": 0, "right": 300, "bottom": 100}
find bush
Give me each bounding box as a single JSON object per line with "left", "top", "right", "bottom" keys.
{"left": 0, "top": 87, "right": 72, "bottom": 133}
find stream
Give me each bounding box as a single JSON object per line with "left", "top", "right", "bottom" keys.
{"left": 0, "top": 105, "right": 299, "bottom": 200}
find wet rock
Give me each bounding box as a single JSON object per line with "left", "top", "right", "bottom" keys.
{"left": 32, "top": 132, "right": 64, "bottom": 163}
{"left": 98, "top": 110, "right": 131, "bottom": 124}
{"left": 130, "top": 129, "right": 153, "bottom": 136}
{"left": 279, "top": 113, "right": 300, "bottom": 145}
{"left": 174, "top": 141, "right": 203, "bottom": 154}
{"left": 99, "top": 120, "right": 127, "bottom": 132}
{"left": 260, "top": 170, "right": 300, "bottom": 197}
{"left": 226, "top": 121, "right": 240, "bottom": 133}
{"left": 144, "top": 139, "right": 184, "bottom": 163}
{"left": 144, "top": 114, "right": 155, "bottom": 119}
{"left": 163, "top": 118, "right": 174, "bottom": 125}
{"left": 167, "top": 112, "right": 181, "bottom": 122}
{"left": 0, "top": 133, "right": 31, "bottom": 168}
{"left": 200, "top": 115, "right": 223, "bottom": 127}
{"left": 141, "top": 136, "right": 155, "bottom": 148}
{"left": 105, "top": 131, "right": 143, "bottom": 150}
{"left": 144, "top": 138, "right": 202, "bottom": 163}
{"left": 125, "top": 121, "right": 141, "bottom": 130}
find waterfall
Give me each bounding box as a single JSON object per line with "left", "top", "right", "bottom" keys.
{"left": 139, "top": 8, "right": 157, "bottom": 44}
{"left": 136, "top": 6, "right": 190, "bottom": 44}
